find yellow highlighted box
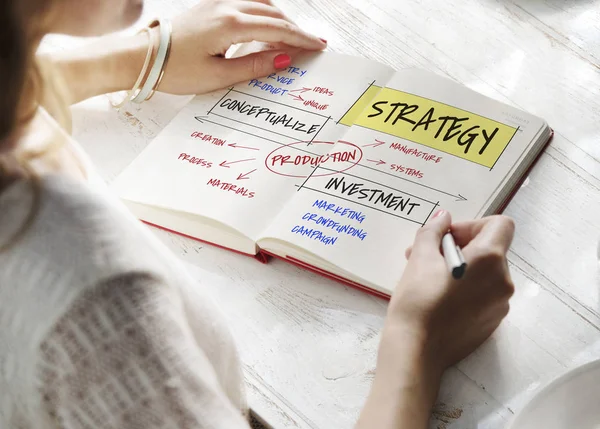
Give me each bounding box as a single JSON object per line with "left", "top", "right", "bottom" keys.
{"left": 341, "top": 87, "right": 517, "bottom": 168}
{"left": 339, "top": 85, "right": 383, "bottom": 127}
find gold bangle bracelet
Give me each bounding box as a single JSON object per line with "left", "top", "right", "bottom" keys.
{"left": 145, "top": 19, "right": 172, "bottom": 101}
{"left": 111, "top": 27, "right": 155, "bottom": 109}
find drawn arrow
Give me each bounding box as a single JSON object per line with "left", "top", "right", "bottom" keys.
{"left": 237, "top": 169, "right": 257, "bottom": 180}
{"left": 194, "top": 116, "right": 208, "bottom": 123}
{"left": 290, "top": 87, "right": 312, "bottom": 93}
{"left": 219, "top": 158, "right": 256, "bottom": 168}
{"left": 363, "top": 139, "right": 386, "bottom": 148}
{"left": 358, "top": 162, "right": 468, "bottom": 201}
{"left": 288, "top": 93, "right": 305, "bottom": 102}
{"left": 228, "top": 143, "right": 259, "bottom": 151}
{"left": 366, "top": 159, "right": 386, "bottom": 166}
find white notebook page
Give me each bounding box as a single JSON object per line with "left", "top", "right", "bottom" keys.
{"left": 257, "top": 69, "right": 547, "bottom": 292}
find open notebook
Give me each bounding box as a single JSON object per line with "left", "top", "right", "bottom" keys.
{"left": 112, "top": 50, "right": 552, "bottom": 298}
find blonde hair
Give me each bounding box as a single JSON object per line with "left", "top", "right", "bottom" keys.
{"left": 0, "top": 0, "right": 71, "bottom": 251}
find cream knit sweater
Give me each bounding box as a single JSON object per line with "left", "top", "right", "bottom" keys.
{"left": 0, "top": 173, "right": 250, "bottom": 429}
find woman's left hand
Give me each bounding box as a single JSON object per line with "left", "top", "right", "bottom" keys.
{"left": 158, "top": 0, "right": 326, "bottom": 95}
{"left": 49, "top": 0, "right": 326, "bottom": 104}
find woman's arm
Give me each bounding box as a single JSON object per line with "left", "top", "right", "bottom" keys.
{"left": 46, "top": 0, "right": 326, "bottom": 105}
{"left": 357, "top": 211, "right": 515, "bottom": 429}
{"left": 356, "top": 327, "right": 442, "bottom": 429}
{"left": 50, "top": 33, "right": 147, "bottom": 104}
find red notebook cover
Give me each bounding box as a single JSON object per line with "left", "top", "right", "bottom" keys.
{"left": 140, "top": 130, "right": 553, "bottom": 301}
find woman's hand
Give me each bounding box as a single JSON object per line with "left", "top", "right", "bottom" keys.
{"left": 391, "top": 210, "right": 515, "bottom": 369}
{"left": 159, "top": 0, "right": 326, "bottom": 95}
{"left": 49, "top": 0, "right": 325, "bottom": 104}
{"left": 356, "top": 210, "right": 515, "bottom": 429}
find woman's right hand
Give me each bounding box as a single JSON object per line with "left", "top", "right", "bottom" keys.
{"left": 387, "top": 210, "right": 515, "bottom": 371}
{"left": 356, "top": 210, "right": 515, "bottom": 429}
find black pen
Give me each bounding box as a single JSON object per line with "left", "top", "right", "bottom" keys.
{"left": 442, "top": 232, "right": 467, "bottom": 279}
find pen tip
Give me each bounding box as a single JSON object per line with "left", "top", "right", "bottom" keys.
{"left": 452, "top": 264, "right": 466, "bottom": 279}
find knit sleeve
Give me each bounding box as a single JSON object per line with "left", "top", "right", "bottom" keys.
{"left": 35, "top": 272, "right": 251, "bottom": 429}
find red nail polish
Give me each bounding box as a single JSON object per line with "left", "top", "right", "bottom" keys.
{"left": 433, "top": 209, "right": 446, "bottom": 219}
{"left": 319, "top": 38, "right": 328, "bottom": 44}
{"left": 274, "top": 54, "right": 291, "bottom": 69}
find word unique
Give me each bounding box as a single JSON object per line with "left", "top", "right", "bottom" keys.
{"left": 291, "top": 225, "right": 337, "bottom": 246}
{"left": 312, "top": 199, "right": 366, "bottom": 223}
{"left": 219, "top": 98, "right": 320, "bottom": 135}
{"left": 389, "top": 142, "right": 442, "bottom": 163}
{"left": 303, "top": 99, "right": 329, "bottom": 111}
{"left": 301, "top": 212, "right": 367, "bottom": 241}
{"left": 269, "top": 149, "right": 357, "bottom": 168}
{"left": 206, "top": 178, "right": 255, "bottom": 198}
{"left": 190, "top": 131, "right": 226, "bottom": 146}
{"left": 389, "top": 164, "right": 424, "bottom": 179}
{"left": 325, "top": 176, "right": 420, "bottom": 215}
{"left": 178, "top": 153, "right": 212, "bottom": 168}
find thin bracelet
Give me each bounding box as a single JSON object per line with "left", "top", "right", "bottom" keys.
{"left": 111, "top": 27, "right": 154, "bottom": 108}
{"left": 145, "top": 19, "right": 172, "bottom": 101}
{"left": 131, "top": 18, "right": 171, "bottom": 103}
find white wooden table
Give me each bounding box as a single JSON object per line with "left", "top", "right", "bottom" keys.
{"left": 43, "top": 0, "right": 600, "bottom": 427}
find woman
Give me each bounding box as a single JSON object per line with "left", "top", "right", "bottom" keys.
{"left": 0, "top": 0, "right": 515, "bottom": 428}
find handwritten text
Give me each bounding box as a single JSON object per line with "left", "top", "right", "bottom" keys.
{"left": 312, "top": 199, "right": 366, "bottom": 223}
{"left": 219, "top": 98, "right": 320, "bottom": 135}
{"left": 206, "top": 178, "right": 255, "bottom": 198}
{"left": 301, "top": 212, "right": 367, "bottom": 240}
{"left": 389, "top": 164, "right": 424, "bottom": 179}
{"left": 344, "top": 87, "right": 516, "bottom": 167}
{"left": 389, "top": 142, "right": 442, "bottom": 163}
{"left": 178, "top": 153, "right": 213, "bottom": 168}
{"left": 291, "top": 225, "right": 338, "bottom": 246}
{"left": 191, "top": 132, "right": 226, "bottom": 146}
{"left": 325, "top": 176, "right": 420, "bottom": 215}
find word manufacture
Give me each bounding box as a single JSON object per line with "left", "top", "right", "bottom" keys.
{"left": 219, "top": 98, "right": 321, "bottom": 135}
{"left": 369, "top": 101, "right": 498, "bottom": 156}
{"left": 389, "top": 142, "right": 442, "bottom": 163}
{"left": 325, "top": 176, "right": 420, "bottom": 215}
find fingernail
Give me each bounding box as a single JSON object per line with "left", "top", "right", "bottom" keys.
{"left": 274, "top": 54, "right": 291, "bottom": 69}
{"left": 432, "top": 209, "right": 446, "bottom": 219}
{"left": 319, "top": 38, "right": 328, "bottom": 44}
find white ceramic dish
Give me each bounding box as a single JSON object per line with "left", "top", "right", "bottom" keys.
{"left": 507, "top": 359, "right": 600, "bottom": 429}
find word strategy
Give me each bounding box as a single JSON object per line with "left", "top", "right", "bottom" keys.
{"left": 342, "top": 87, "right": 517, "bottom": 168}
